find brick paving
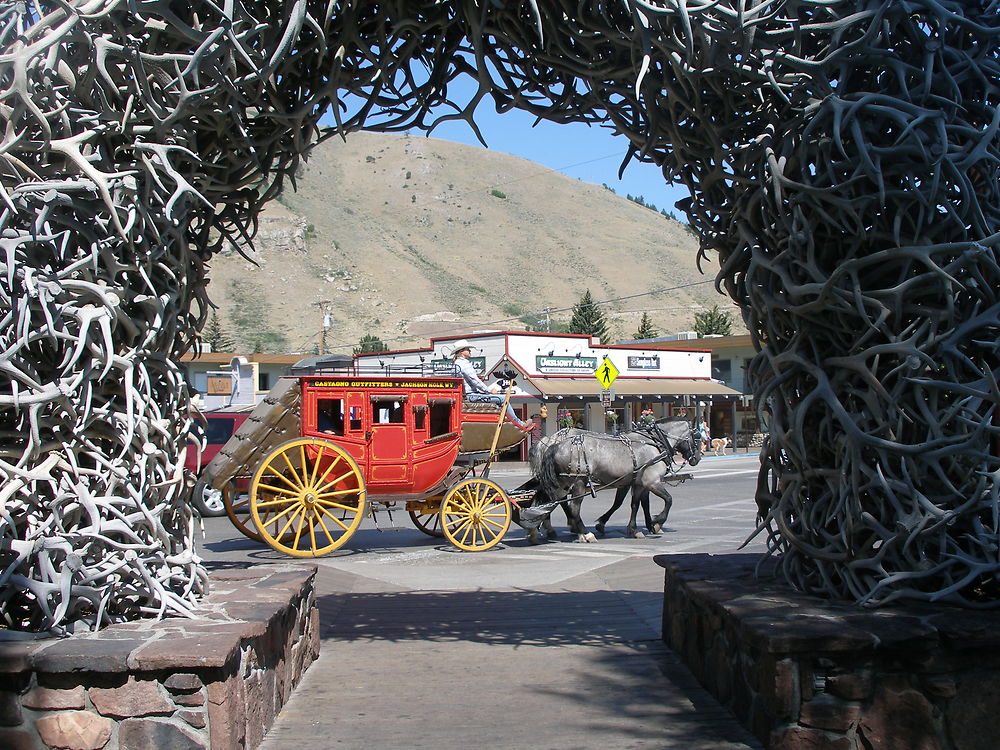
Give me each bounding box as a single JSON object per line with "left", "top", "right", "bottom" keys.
{"left": 208, "top": 456, "right": 766, "bottom": 750}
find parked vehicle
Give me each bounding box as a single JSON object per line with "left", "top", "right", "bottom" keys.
{"left": 186, "top": 408, "right": 252, "bottom": 516}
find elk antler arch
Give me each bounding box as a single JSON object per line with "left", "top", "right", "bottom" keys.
{"left": 2, "top": 0, "right": 998, "bottom": 632}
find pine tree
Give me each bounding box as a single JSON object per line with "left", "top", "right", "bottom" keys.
{"left": 693, "top": 304, "right": 734, "bottom": 336}
{"left": 354, "top": 333, "right": 387, "bottom": 355}
{"left": 568, "top": 289, "right": 610, "bottom": 342}
{"left": 203, "top": 312, "right": 236, "bottom": 352}
{"left": 633, "top": 312, "right": 657, "bottom": 340}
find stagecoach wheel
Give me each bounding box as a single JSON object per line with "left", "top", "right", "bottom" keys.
{"left": 250, "top": 438, "right": 367, "bottom": 557}
{"left": 408, "top": 499, "right": 445, "bottom": 538}
{"left": 441, "top": 479, "right": 511, "bottom": 552}
{"left": 223, "top": 477, "right": 265, "bottom": 543}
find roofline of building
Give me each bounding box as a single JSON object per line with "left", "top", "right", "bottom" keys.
{"left": 180, "top": 352, "right": 305, "bottom": 365}
{"left": 352, "top": 330, "right": 711, "bottom": 361}
{"left": 637, "top": 334, "right": 755, "bottom": 350}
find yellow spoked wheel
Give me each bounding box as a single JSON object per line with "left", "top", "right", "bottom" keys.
{"left": 408, "top": 499, "right": 445, "bottom": 538}
{"left": 223, "top": 477, "right": 264, "bottom": 542}
{"left": 250, "top": 439, "right": 366, "bottom": 557}
{"left": 441, "top": 479, "right": 511, "bottom": 552}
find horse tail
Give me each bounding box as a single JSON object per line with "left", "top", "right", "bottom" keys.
{"left": 529, "top": 429, "right": 563, "bottom": 478}
{"left": 538, "top": 442, "right": 564, "bottom": 499}
{"left": 529, "top": 436, "right": 545, "bottom": 477}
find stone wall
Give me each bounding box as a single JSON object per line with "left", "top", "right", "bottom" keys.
{"left": 0, "top": 566, "right": 319, "bottom": 750}
{"left": 656, "top": 553, "right": 1000, "bottom": 750}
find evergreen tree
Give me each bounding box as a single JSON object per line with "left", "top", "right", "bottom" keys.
{"left": 693, "top": 304, "right": 734, "bottom": 336}
{"left": 633, "top": 312, "right": 657, "bottom": 340}
{"left": 203, "top": 312, "right": 236, "bottom": 352}
{"left": 354, "top": 333, "right": 387, "bottom": 355}
{"left": 568, "top": 289, "right": 610, "bottom": 342}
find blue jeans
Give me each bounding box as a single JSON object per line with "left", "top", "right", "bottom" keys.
{"left": 466, "top": 392, "right": 526, "bottom": 427}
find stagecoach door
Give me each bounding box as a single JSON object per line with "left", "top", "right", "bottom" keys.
{"left": 367, "top": 393, "right": 411, "bottom": 487}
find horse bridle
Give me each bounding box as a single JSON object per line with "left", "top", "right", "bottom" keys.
{"left": 636, "top": 422, "right": 698, "bottom": 468}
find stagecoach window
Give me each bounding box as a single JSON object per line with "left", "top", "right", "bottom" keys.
{"left": 316, "top": 398, "right": 345, "bottom": 436}
{"left": 413, "top": 404, "right": 427, "bottom": 430}
{"left": 429, "top": 400, "right": 451, "bottom": 437}
{"left": 349, "top": 406, "right": 362, "bottom": 431}
{"left": 372, "top": 399, "right": 406, "bottom": 424}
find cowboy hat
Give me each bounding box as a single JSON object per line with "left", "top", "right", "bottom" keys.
{"left": 447, "top": 339, "right": 477, "bottom": 358}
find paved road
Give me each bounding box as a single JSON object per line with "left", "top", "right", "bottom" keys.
{"left": 196, "top": 454, "right": 766, "bottom": 749}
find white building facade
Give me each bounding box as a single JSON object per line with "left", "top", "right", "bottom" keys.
{"left": 354, "top": 331, "right": 741, "bottom": 458}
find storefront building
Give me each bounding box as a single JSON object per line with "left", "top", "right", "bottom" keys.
{"left": 637, "top": 334, "right": 761, "bottom": 449}
{"left": 354, "top": 331, "right": 742, "bottom": 458}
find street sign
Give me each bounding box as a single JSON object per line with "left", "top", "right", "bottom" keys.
{"left": 600, "top": 389, "right": 614, "bottom": 407}
{"left": 594, "top": 356, "right": 619, "bottom": 389}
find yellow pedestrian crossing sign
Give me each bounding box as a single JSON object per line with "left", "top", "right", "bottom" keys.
{"left": 594, "top": 356, "right": 619, "bottom": 389}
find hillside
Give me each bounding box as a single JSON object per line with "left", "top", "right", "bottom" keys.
{"left": 203, "top": 131, "right": 743, "bottom": 354}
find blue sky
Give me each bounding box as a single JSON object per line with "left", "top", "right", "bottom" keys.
{"left": 330, "top": 75, "right": 691, "bottom": 220}
{"left": 421, "top": 106, "right": 690, "bottom": 221}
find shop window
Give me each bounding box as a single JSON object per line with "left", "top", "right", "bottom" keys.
{"left": 712, "top": 359, "right": 732, "bottom": 383}
{"left": 317, "top": 398, "right": 345, "bottom": 435}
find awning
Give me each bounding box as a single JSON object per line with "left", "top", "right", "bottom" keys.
{"left": 525, "top": 377, "right": 744, "bottom": 399}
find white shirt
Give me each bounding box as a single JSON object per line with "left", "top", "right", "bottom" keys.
{"left": 453, "top": 357, "right": 490, "bottom": 393}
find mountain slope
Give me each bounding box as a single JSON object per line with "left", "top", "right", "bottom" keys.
{"left": 203, "top": 131, "right": 741, "bottom": 353}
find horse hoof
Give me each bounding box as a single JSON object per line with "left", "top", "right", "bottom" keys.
{"left": 632, "top": 531, "right": 645, "bottom": 539}
{"left": 584, "top": 532, "right": 597, "bottom": 543}
{"left": 650, "top": 524, "right": 661, "bottom": 534}
{"left": 527, "top": 531, "right": 542, "bottom": 545}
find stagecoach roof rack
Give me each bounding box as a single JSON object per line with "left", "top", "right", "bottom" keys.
{"left": 290, "top": 354, "right": 354, "bottom": 375}
{"left": 291, "top": 355, "right": 456, "bottom": 378}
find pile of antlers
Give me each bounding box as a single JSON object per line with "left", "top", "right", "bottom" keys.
{"left": 2, "top": 0, "right": 997, "bottom": 633}
{"left": 0, "top": 0, "right": 326, "bottom": 633}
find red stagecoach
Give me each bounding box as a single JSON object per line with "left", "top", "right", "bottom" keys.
{"left": 200, "top": 372, "right": 529, "bottom": 556}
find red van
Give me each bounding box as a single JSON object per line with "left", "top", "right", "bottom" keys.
{"left": 186, "top": 409, "right": 252, "bottom": 516}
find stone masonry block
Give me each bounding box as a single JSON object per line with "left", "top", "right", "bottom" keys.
{"left": 118, "top": 718, "right": 208, "bottom": 750}
{"left": 799, "top": 694, "right": 861, "bottom": 733}
{"left": 0, "top": 690, "right": 22, "bottom": 726}
{"left": 89, "top": 677, "right": 173, "bottom": 718}
{"left": 208, "top": 675, "right": 246, "bottom": 750}
{"left": 177, "top": 709, "right": 207, "bottom": 729}
{"left": 36, "top": 711, "right": 113, "bottom": 750}
{"left": 163, "top": 674, "right": 203, "bottom": 693}
{"left": 827, "top": 670, "right": 873, "bottom": 702}
{"left": 946, "top": 672, "right": 1000, "bottom": 750}
{"left": 769, "top": 725, "right": 853, "bottom": 750}
{"left": 22, "top": 686, "right": 86, "bottom": 711}
{"left": 0, "top": 727, "right": 38, "bottom": 750}
{"left": 859, "top": 683, "right": 941, "bottom": 750}
{"left": 762, "top": 658, "right": 799, "bottom": 721}
{"left": 172, "top": 691, "right": 206, "bottom": 708}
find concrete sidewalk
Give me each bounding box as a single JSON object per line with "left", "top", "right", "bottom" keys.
{"left": 257, "top": 556, "right": 762, "bottom": 749}
{"left": 196, "top": 456, "right": 765, "bottom": 749}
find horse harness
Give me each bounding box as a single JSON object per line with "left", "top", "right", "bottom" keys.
{"left": 560, "top": 426, "right": 683, "bottom": 498}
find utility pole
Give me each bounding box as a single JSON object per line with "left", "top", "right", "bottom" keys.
{"left": 313, "top": 300, "right": 331, "bottom": 354}
{"left": 544, "top": 307, "right": 551, "bottom": 333}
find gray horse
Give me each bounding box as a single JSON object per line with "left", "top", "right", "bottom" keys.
{"left": 520, "top": 418, "right": 700, "bottom": 543}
